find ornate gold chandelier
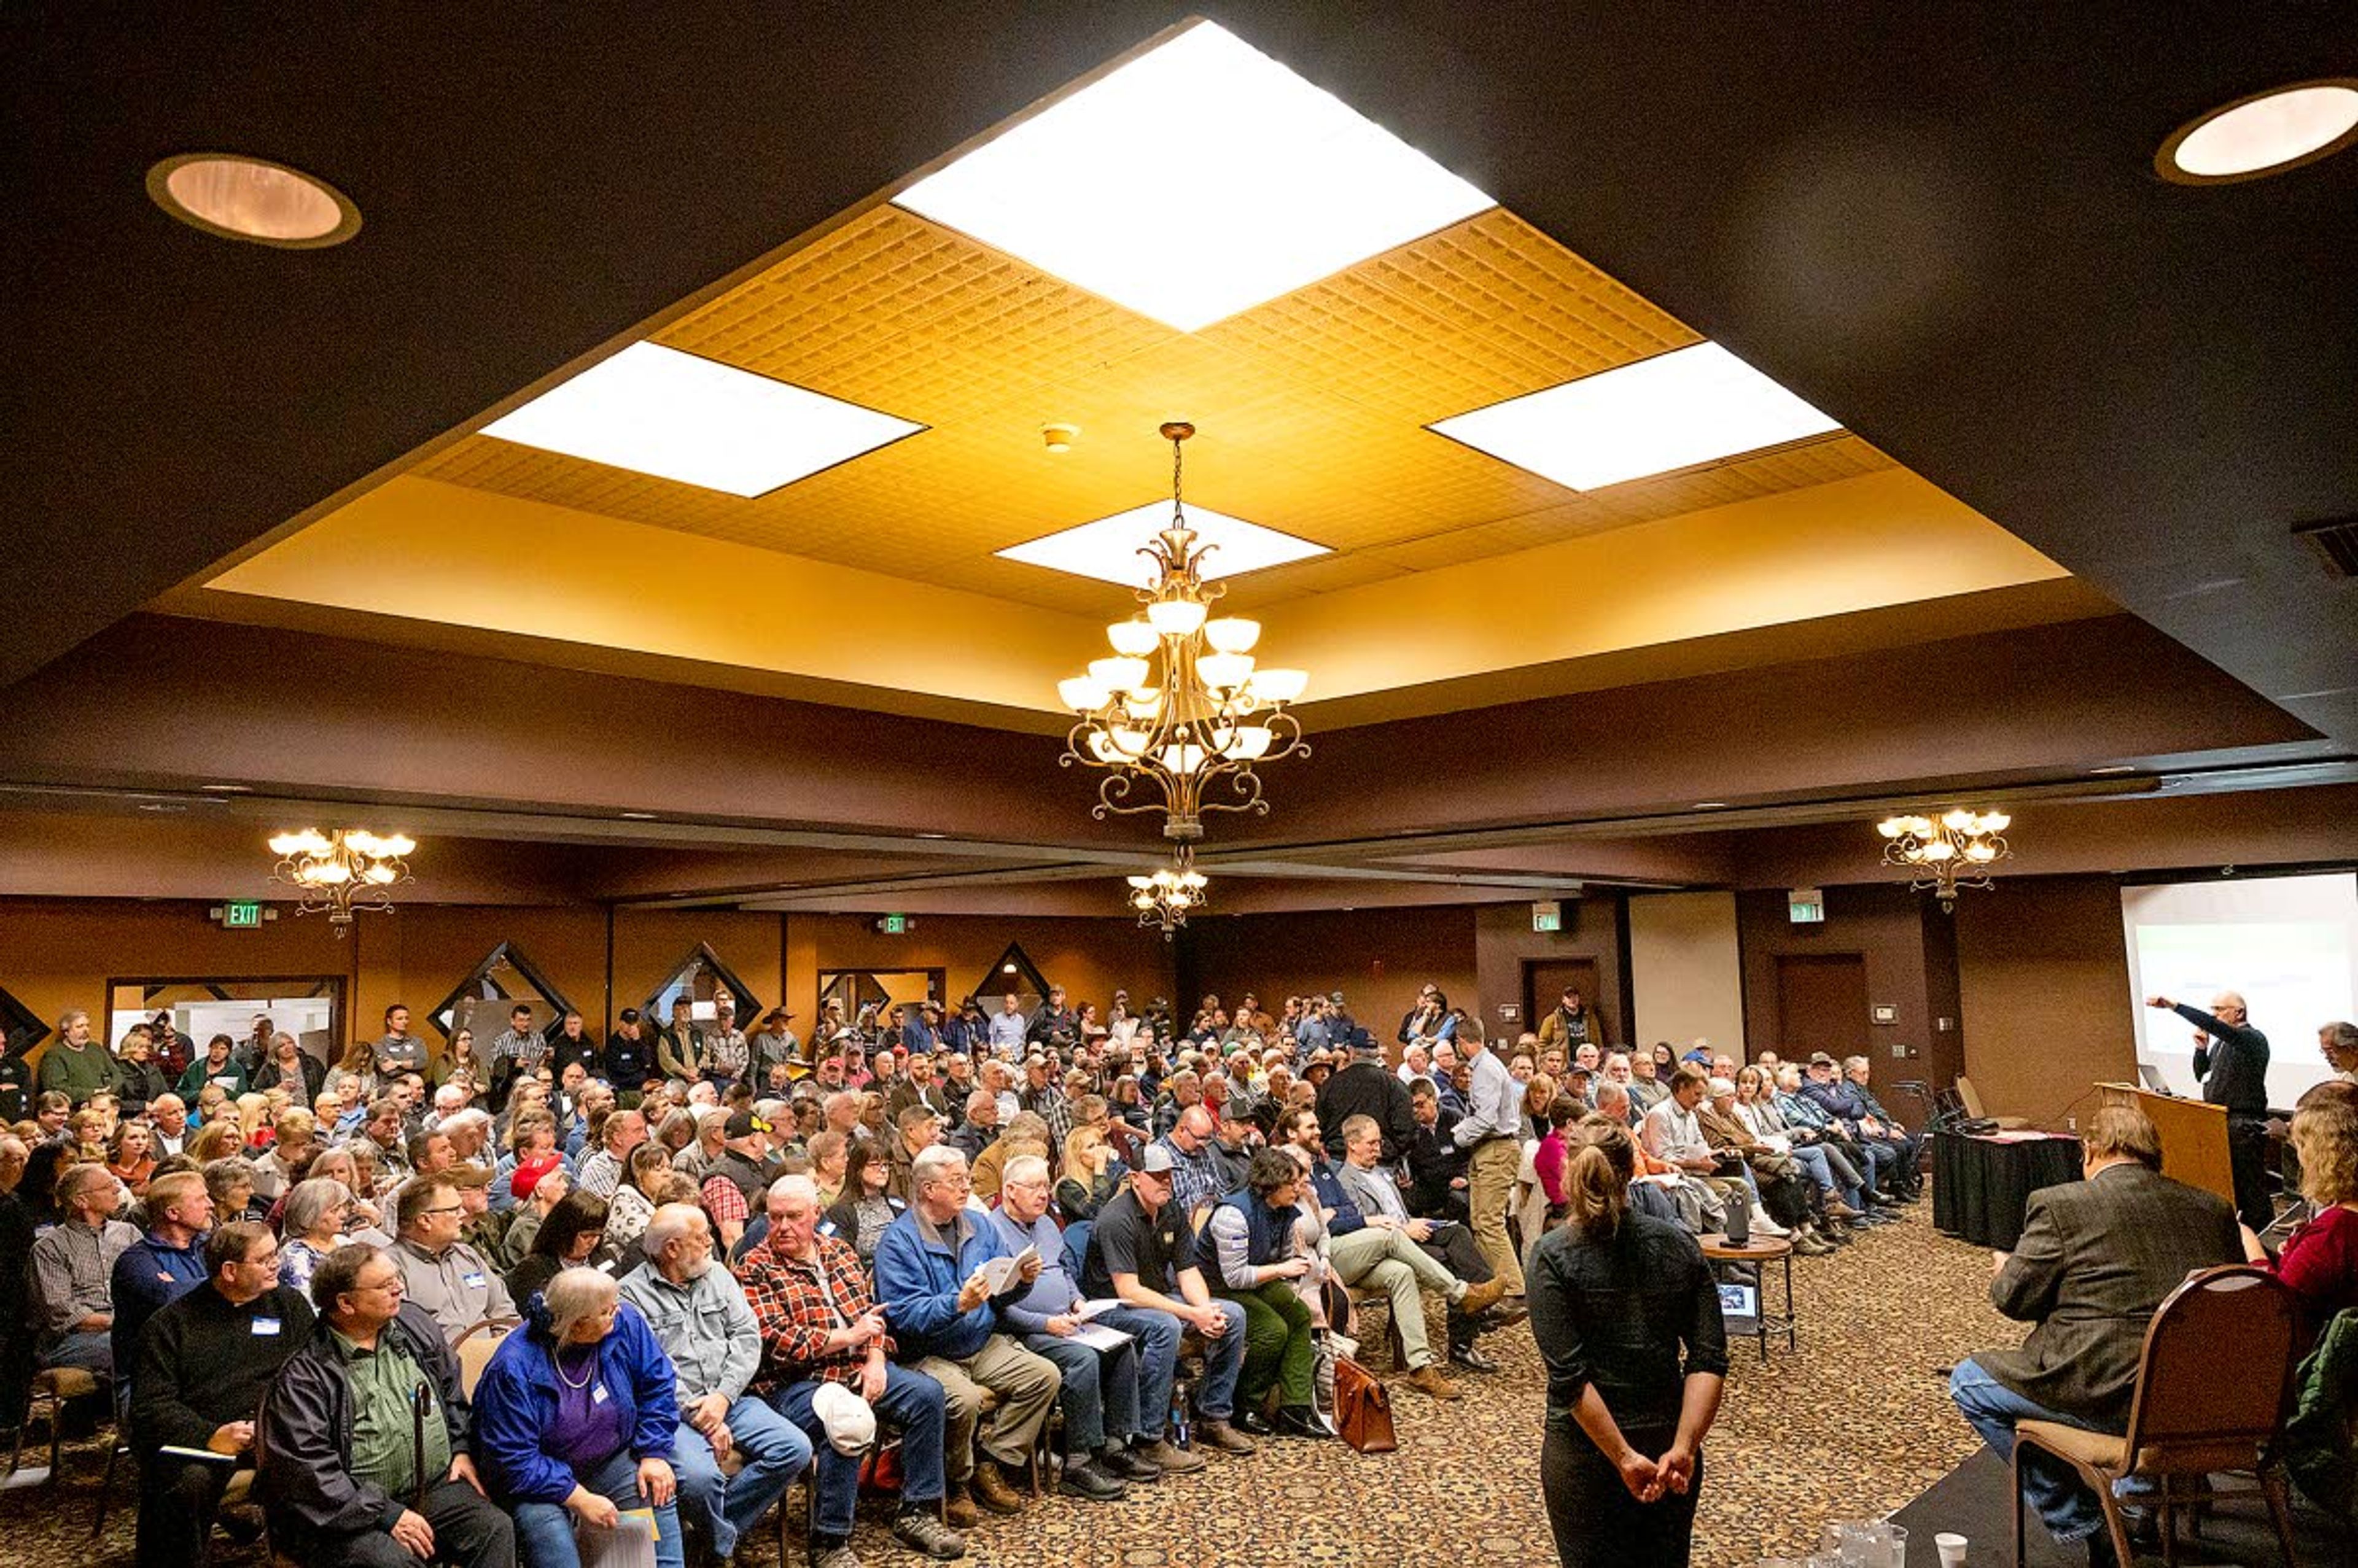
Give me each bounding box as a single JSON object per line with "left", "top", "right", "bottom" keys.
{"left": 1127, "top": 849, "right": 1210, "bottom": 937}
{"left": 1877, "top": 809, "right": 2011, "bottom": 910}
{"left": 1056, "top": 422, "right": 1309, "bottom": 845}
{"left": 268, "top": 828, "right": 415, "bottom": 933}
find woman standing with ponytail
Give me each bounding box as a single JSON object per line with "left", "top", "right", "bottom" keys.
{"left": 1527, "top": 1119, "right": 1728, "bottom": 1568}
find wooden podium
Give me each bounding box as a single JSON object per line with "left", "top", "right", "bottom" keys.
{"left": 2096, "top": 1084, "right": 2233, "bottom": 1206}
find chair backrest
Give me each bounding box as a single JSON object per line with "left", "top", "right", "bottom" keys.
{"left": 453, "top": 1316, "right": 519, "bottom": 1400}
{"left": 1060, "top": 1219, "right": 1094, "bottom": 1287}
{"left": 1956, "top": 1076, "right": 1989, "bottom": 1119}
{"left": 2122, "top": 1264, "right": 2300, "bottom": 1463}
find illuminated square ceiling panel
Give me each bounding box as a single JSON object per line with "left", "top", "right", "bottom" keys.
{"left": 480, "top": 341, "right": 924, "bottom": 497}
{"left": 1431, "top": 341, "right": 1842, "bottom": 491}
{"left": 895, "top": 20, "right": 1493, "bottom": 332}
{"left": 997, "top": 499, "right": 1329, "bottom": 588}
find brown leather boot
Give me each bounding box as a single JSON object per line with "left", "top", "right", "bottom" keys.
{"left": 1194, "top": 1416, "right": 1258, "bottom": 1455}
{"left": 942, "top": 1484, "right": 981, "bottom": 1529}
{"left": 1403, "top": 1363, "right": 1463, "bottom": 1400}
{"left": 1457, "top": 1278, "right": 1508, "bottom": 1316}
{"left": 970, "top": 1456, "right": 1027, "bottom": 1515}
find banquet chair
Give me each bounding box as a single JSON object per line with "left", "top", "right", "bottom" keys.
{"left": 2011, "top": 1265, "right": 2301, "bottom": 1568}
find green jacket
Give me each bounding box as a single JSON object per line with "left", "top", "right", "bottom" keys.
{"left": 2284, "top": 1306, "right": 2358, "bottom": 1519}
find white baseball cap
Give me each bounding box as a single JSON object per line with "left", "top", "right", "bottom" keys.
{"left": 811, "top": 1380, "right": 877, "bottom": 1456}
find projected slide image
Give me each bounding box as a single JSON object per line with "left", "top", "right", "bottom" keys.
{"left": 2123, "top": 872, "right": 2358, "bottom": 1108}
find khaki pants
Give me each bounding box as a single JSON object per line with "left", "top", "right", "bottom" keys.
{"left": 1466, "top": 1136, "right": 1525, "bottom": 1294}
{"left": 919, "top": 1335, "right": 1061, "bottom": 1480}
{"left": 1328, "top": 1226, "right": 1457, "bottom": 1369}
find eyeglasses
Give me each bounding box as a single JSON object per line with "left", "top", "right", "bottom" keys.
{"left": 423, "top": 1205, "right": 466, "bottom": 1217}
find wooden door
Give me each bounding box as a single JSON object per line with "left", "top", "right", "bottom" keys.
{"left": 1773, "top": 953, "right": 1870, "bottom": 1062}
{"left": 1523, "top": 958, "right": 1603, "bottom": 1045}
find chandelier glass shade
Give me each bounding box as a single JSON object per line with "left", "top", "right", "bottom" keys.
{"left": 268, "top": 827, "right": 415, "bottom": 931}
{"left": 1057, "top": 423, "right": 1309, "bottom": 842}
{"left": 1127, "top": 850, "right": 1210, "bottom": 936}
{"left": 1877, "top": 809, "right": 2011, "bottom": 910}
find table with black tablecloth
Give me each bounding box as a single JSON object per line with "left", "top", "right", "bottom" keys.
{"left": 1932, "top": 1130, "right": 2083, "bottom": 1250}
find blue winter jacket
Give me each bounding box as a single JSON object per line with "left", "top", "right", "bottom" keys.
{"left": 470, "top": 1291, "right": 679, "bottom": 1505}
{"left": 873, "top": 1204, "right": 1030, "bottom": 1362}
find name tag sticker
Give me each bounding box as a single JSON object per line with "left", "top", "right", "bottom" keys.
{"left": 252, "top": 1317, "right": 282, "bottom": 1336}
{"left": 462, "top": 1272, "right": 487, "bottom": 1289}
{"left": 592, "top": 1383, "right": 610, "bottom": 1404}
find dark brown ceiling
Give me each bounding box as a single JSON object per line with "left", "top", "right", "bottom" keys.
{"left": 2, "top": 4, "right": 2353, "bottom": 912}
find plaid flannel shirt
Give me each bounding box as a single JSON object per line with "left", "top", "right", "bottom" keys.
{"left": 734, "top": 1231, "right": 890, "bottom": 1393}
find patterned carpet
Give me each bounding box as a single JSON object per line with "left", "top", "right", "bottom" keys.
{"left": 0, "top": 1203, "right": 2014, "bottom": 1568}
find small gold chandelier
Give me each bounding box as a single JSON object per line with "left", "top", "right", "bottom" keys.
{"left": 1877, "top": 809, "right": 2011, "bottom": 910}
{"left": 268, "top": 828, "right": 415, "bottom": 933}
{"left": 1057, "top": 422, "right": 1310, "bottom": 844}
{"left": 1127, "top": 850, "right": 1209, "bottom": 937}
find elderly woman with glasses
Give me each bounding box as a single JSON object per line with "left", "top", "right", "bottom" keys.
{"left": 472, "top": 1265, "right": 683, "bottom": 1568}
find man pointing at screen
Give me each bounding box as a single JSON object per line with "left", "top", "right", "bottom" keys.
{"left": 2144, "top": 990, "right": 2271, "bottom": 1228}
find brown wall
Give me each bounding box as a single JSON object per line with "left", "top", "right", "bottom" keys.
{"left": 1, "top": 898, "right": 1168, "bottom": 1069}
{"left": 1473, "top": 896, "right": 1627, "bottom": 1046}
{"left": 1951, "top": 874, "right": 2136, "bottom": 1122}
{"left": 1737, "top": 884, "right": 1959, "bottom": 1124}
{"left": 784, "top": 914, "right": 1178, "bottom": 1024}
{"left": 1178, "top": 905, "right": 1479, "bottom": 1046}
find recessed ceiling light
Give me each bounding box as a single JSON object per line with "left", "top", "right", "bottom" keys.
{"left": 1431, "top": 342, "right": 1842, "bottom": 492}
{"left": 1692, "top": 801, "right": 1729, "bottom": 810}
{"left": 2158, "top": 79, "right": 2358, "bottom": 184}
{"left": 199, "top": 783, "right": 254, "bottom": 793}
{"left": 147, "top": 153, "right": 362, "bottom": 247}
{"left": 620, "top": 811, "right": 659, "bottom": 820}
{"left": 137, "top": 802, "right": 189, "bottom": 813}
{"left": 915, "top": 832, "right": 949, "bottom": 839}
{"left": 480, "top": 342, "right": 924, "bottom": 497}
{"left": 895, "top": 20, "right": 1492, "bottom": 331}
{"left": 2089, "top": 765, "right": 2138, "bottom": 775}
{"left": 997, "top": 498, "right": 1328, "bottom": 587}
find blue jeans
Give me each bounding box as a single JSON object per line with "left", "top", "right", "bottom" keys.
{"left": 1023, "top": 1330, "right": 1140, "bottom": 1454}
{"left": 1857, "top": 1139, "right": 1898, "bottom": 1198}
{"left": 1098, "top": 1300, "right": 1244, "bottom": 1423}
{"left": 771, "top": 1365, "right": 947, "bottom": 1540}
{"left": 512, "top": 1446, "right": 684, "bottom": 1568}
{"left": 670, "top": 1395, "right": 811, "bottom": 1558}
{"left": 1950, "top": 1357, "right": 2131, "bottom": 1543}
{"left": 1787, "top": 1144, "right": 1861, "bottom": 1209}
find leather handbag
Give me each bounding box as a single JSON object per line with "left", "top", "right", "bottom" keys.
{"left": 1331, "top": 1354, "right": 1397, "bottom": 1454}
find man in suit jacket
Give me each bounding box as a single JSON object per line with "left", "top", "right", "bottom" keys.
{"left": 1948, "top": 1105, "right": 2241, "bottom": 1565}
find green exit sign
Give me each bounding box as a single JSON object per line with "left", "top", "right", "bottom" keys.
{"left": 224, "top": 899, "right": 265, "bottom": 928}
{"left": 1531, "top": 900, "right": 1562, "bottom": 933}
{"left": 878, "top": 914, "right": 909, "bottom": 934}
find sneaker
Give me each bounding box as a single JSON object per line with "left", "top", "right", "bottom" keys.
{"left": 1194, "top": 1416, "right": 1258, "bottom": 1454}
{"left": 1099, "top": 1444, "right": 1163, "bottom": 1482}
{"left": 1748, "top": 1206, "right": 1790, "bottom": 1238}
{"left": 1402, "top": 1363, "right": 1463, "bottom": 1400}
{"left": 1456, "top": 1277, "right": 1508, "bottom": 1316}
{"left": 1136, "top": 1436, "right": 1205, "bottom": 1474}
{"left": 892, "top": 1509, "right": 968, "bottom": 1561}
{"left": 1057, "top": 1457, "right": 1126, "bottom": 1501}
{"left": 809, "top": 1544, "right": 863, "bottom": 1568}
{"left": 1272, "top": 1405, "right": 1337, "bottom": 1440}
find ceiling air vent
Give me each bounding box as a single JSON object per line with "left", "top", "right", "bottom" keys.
{"left": 2294, "top": 514, "right": 2358, "bottom": 578}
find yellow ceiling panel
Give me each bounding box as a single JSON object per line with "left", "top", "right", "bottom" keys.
{"left": 410, "top": 202, "right": 1893, "bottom": 613}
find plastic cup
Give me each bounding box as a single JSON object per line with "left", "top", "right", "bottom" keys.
{"left": 1936, "top": 1534, "right": 1966, "bottom": 1568}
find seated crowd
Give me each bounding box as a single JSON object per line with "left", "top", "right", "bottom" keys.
{"left": 1, "top": 984, "right": 1934, "bottom": 1568}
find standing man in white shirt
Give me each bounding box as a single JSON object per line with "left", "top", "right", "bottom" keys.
{"left": 1448, "top": 1019, "right": 1525, "bottom": 1295}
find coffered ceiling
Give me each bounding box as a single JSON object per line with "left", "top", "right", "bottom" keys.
{"left": 2, "top": 5, "right": 2351, "bottom": 917}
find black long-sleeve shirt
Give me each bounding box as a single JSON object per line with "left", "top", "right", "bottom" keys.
{"left": 2171, "top": 1004, "right": 2271, "bottom": 1114}
{"left": 130, "top": 1281, "right": 315, "bottom": 1456}
{"left": 1526, "top": 1210, "right": 1728, "bottom": 1434}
